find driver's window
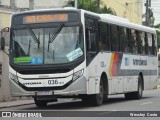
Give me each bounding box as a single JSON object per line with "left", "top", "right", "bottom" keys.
{"left": 86, "top": 27, "right": 97, "bottom": 52}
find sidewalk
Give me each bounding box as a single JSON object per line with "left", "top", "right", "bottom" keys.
{"left": 0, "top": 99, "right": 34, "bottom": 109}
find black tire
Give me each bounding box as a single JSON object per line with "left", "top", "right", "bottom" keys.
{"left": 91, "top": 80, "right": 104, "bottom": 106}
{"left": 125, "top": 75, "right": 143, "bottom": 100}
{"left": 81, "top": 95, "right": 89, "bottom": 102}
{"left": 125, "top": 92, "right": 133, "bottom": 100}
{"left": 34, "top": 98, "right": 47, "bottom": 108}
{"left": 133, "top": 76, "right": 143, "bottom": 99}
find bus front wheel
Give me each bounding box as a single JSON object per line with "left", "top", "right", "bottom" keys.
{"left": 91, "top": 80, "right": 104, "bottom": 106}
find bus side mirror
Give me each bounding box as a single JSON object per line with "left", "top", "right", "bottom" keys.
{"left": 1, "top": 37, "right": 5, "bottom": 51}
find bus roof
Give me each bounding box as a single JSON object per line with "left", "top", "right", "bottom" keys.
{"left": 80, "top": 9, "right": 156, "bottom": 34}
{"left": 12, "top": 8, "right": 156, "bottom": 34}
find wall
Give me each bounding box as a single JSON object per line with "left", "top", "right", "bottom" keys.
{"left": 0, "top": 0, "right": 10, "bottom": 6}
{"left": 0, "top": 11, "right": 12, "bottom": 29}
{"left": 14, "top": 0, "right": 67, "bottom": 9}
{"left": 33, "top": 0, "right": 67, "bottom": 9}
{"left": 15, "top": 0, "right": 29, "bottom": 8}
{"left": 103, "top": 0, "right": 143, "bottom": 24}
{"left": 0, "top": 47, "right": 11, "bottom": 101}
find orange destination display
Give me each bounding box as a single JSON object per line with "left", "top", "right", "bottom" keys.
{"left": 24, "top": 14, "right": 68, "bottom": 24}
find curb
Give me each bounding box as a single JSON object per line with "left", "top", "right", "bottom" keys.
{"left": 0, "top": 100, "right": 34, "bottom": 109}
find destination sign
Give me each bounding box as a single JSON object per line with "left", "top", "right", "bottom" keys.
{"left": 23, "top": 14, "right": 68, "bottom": 24}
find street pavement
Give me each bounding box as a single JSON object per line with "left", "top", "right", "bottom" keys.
{"left": 0, "top": 85, "right": 159, "bottom": 109}
{"left": 0, "top": 88, "right": 160, "bottom": 119}
{"left": 0, "top": 99, "right": 34, "bottom": 109}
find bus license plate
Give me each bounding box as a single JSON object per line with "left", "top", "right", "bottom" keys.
{"left": 36, "top": 91, "right": 53, "bottom": 96}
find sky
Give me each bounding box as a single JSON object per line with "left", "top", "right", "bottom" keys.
{"left": 151, "top": 0, "right": 160, "bottom": 25}
{"left": 143, "top": 0, "right": 160, "bottom": 25}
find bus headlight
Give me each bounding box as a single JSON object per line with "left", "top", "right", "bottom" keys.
{"left": 9, "top": 73, "right": 18, "bottom": 83}
{"left": 73, "top": 69, "right": 84, "bottom": 81}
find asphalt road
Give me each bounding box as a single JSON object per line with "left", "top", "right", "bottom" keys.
{"left": 1, "top": 89, "right": 160, "bottom": 119}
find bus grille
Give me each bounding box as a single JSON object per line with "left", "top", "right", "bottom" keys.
{"left": 18, "top": 68, "right": 71, "bottom": 75}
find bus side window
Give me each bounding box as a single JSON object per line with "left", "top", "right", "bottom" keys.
{"left": 141, "top": 32, "right": 146, "bottom": 55}
{"left": 119, "top": 26, "right": 128, "bottom": 53}
{"left": 99, "top": 22, "right": 110, "bottom": 51}
{"left": 148, "top": 33, "right": 153, "bottom": 55}
{"left": 135, "top": 30, "right": 142, "bottom": 54}
{"left": 144, "top": 33, "right": 149, "bottom": 55}
{"left": 152, "top": 34, "right": 156, "bottom": 56}
{"left": 85, "top": 26, "right": 97, "bottom": 53}
{"left": 110, "top": 24, "right": 119, "bottom": 52}
{"left": 130, "top": 29, "right": 137, "bottom": 54}
{"left": 127, "top": 28, "right": 131, "bottom": 53}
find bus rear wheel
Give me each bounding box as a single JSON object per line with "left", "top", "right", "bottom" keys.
{"left": 34, "top": 98, "right": 47, "bottom": 108}
{"left": 134, "top": 75, "right": 143, "bottom": 99}
{"left": 125, "top": 75, "right": 143, "bottom": 100}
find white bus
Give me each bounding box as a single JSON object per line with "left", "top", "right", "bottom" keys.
{"left": 6, "top": 8, "right": 158, "bottom": 107}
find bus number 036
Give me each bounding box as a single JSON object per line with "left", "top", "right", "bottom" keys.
{"left": 48, "top": 80, "right": 58, "bottom": 85}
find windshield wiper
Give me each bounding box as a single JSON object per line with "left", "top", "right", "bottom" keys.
{"left": 26, "top": 25, "right": 40, "bottom": 55}
{"left": 26, "top": 25, "right": 40, "bottom": 45}
{"left": 28, "top": 39, "right": 31, "bottom": 55}
{"left": 49, "top": 23, "right": 64, "bottom": 43}
{"left": 48, "top": 23, "right": 64, "bottom": 51}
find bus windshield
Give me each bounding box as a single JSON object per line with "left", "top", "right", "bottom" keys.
{"left": 10, "top": 25, "right": 84, "bottom": 65}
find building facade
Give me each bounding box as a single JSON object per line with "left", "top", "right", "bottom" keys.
{"left": 0, "top": 7, "right": 15, "bottom": 29}
{"left": 30, "top": 0, "right": 67, "bottom": 10}
{"left": 0, "top": 7, "right": 17, "bottom": 46}
{"left": 0, "top": 0, "right": 67, "bottom": 10}
{"left": 103, "top": 0, "right": 143, "bottom": 24}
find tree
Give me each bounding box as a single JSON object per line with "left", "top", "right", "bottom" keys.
{"left": 154, "top": 24, "right": 160, "bottom": 46}
{"left": 65, "top": 0, "right": 116, "bottom": 15}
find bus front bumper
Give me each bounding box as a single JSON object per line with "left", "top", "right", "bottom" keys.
{"left": 9, "top": 75, "right": 87, "bottom": 97}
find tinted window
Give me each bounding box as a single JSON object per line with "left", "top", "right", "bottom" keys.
{"left": 86, "top": 27, "right": 97, "bottom": 52}
{"left": 130, "top": 29, "right": 137, "bottom": 54}
{"left": 152, "top": 34, "right": 156, "bottom": 55}
{"left": 148, "top": 33, "right": 153, "bottom": 55}
{"left": 144, "top": 33, "right": 149, "bottom": 55}
{"left": 119, "top": 27, "right": 129, "bottom": 53}
{"left": 99, "top": 22, "right": 110, "bottom": 51}
{"left": 135, "top": 30, "right": 142, "bottom": 54}
{"left": 110, "top": 25, "right": 119, "bottom": 51}
{"left": 140, "top": 32, "right": 145, "bottom": 55}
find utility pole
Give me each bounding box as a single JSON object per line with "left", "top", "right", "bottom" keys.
{"left": 149, "top": 0, "right": 151, "bottom": 7}
{"left": 145, "top": 0, "right": 152, "bottom": 26}
{"left": 75, "top": 0, "right": 77, "bottom": 8}
{"left": 97, "top": 0, "right": 100, "bottom": 13}
{"left": 145, "top": 0, "right": 149, "bottom": 26}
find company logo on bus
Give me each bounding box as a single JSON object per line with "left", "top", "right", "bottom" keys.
{"left": 125, "top": 58, "right": 129, "bottom": 66}
{"left": 133, "top": 59, "right": 147, "bottom": 66}
{"left": 23, "top": 82, "right": 41, "bottom": 86}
